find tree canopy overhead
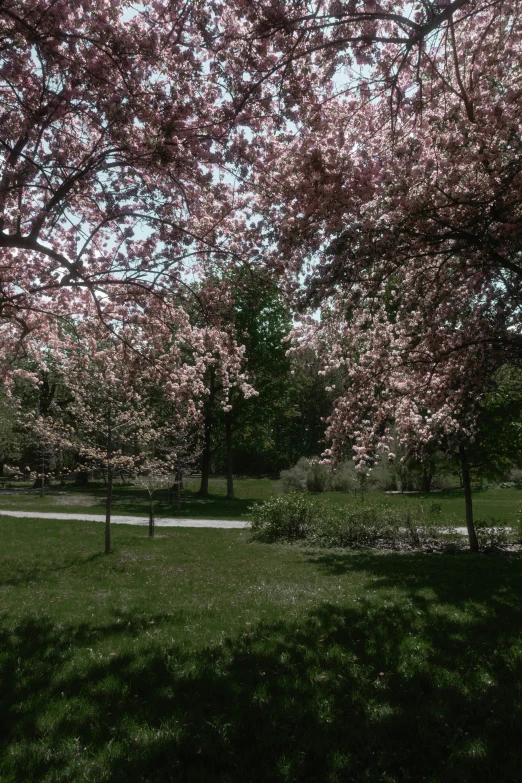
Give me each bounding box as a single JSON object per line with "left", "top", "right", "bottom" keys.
{"left": 230, "top": 1, "right": 522, "bottom": 468}
{"left": 0, "top": 0, "right": 248, "bottom": 368}
{"left": 2, "top": 0, "right": 522, "bottom": 483}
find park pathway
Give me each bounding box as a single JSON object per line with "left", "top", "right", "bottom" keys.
{"left": 0, "top": 509, "right": 249, "bottom": 528}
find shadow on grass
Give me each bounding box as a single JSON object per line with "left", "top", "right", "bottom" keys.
{"left": 1, "top": 554, "right": 522, "bottom": 782}
{"left": 108, "top": 490, "right": 257, "bottom": 520}
{"left": 36, "top": 484, "right": 259, "bottom": 519}
{"left": 0, "top": 552, "right": 107, "bottom": 588}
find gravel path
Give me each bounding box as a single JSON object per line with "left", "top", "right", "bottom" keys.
{"left": 0, "top": 509, "right": 249, "bottom": 529}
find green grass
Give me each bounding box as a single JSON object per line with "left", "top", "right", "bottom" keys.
{"left": 1, "top": 516, "right": 522, "bottom": 782}
{"left": 0, "top": 478, "right": 276, "bottom": 520}
{"left": 1, "top": 479, "right": 521, "bottom": 526}
{"left": 334, "top": 486, "right": 522, "bottom": 526}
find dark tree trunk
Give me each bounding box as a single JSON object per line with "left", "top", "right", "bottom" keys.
{"left": 225, "top": 411, "right": 234, "bottom": 499}
{"left": 32, "top": 477, "right": 51, "bottom": 489}
{"left": 459, "top": 445, "right": 479, "bottom": 553}
{"left": 198, "top": 371, "right": 216, "bottom": 498}
{"left": 199, "top": 418, "right": 212, "bottom": 497}
{"left": 105, "top": 471, "right": 112, "bottom": 555}
{"left": 148, "top": 492, "right": 154, "bottom": 537}
{"left": 39, "top": 450, "right": 46, "bottom": 497}
{"left": 421, "top": 465, "right": 432, "bottom": 493}
{"left": 39, "top": 373, "right": 56, "bottom": 417}
{"left": 176, "top": 470, "right": 182, "bottom": 513}
{"left": 105, "top": 406, "right": 112, "bottom": 555}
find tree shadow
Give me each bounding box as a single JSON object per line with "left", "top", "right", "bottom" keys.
{"left": 1, "top": 554, "right": 522, "bottom": 782}
{"left": 0, "top": 551, "right": 106, "bottom": 588}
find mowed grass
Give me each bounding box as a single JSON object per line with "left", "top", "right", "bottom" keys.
{"left": 1, "top": 517, "right": 522, "bottom": 782}
{"left": 0, "top": 479, "right": 521, "bottom": 525}
{"left": 0, "top": 478, "right": 276, "bottom": 520}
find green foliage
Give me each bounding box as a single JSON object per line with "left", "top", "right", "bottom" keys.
{"left": 310, "top": 505, "right": 401, "bottom": 548}
{"left": 250, "top": 493, "right": 317, "bottom": 541}
{"left": 251, "top": 495, "right": 453, "bottom": 549}
{"left": 513, "top": 508, "right": 522, "bottom": 544}
{"left": 279, "top": 457, "right": 309, "bottom": 491}
{"left": 0, "top": 395, "right": 22, "bottom": 469}
{"left": 329, "top": 461, "right": 358, "bottom": 492}
{"left": 281, "top": 458, "right": 358, "bottom": 494}
{"left": 474, "top": 520, "right": 510, "bottom": 552}
{"left": 306, "top": 461, "right": 330, "bottom": 492}
{"left": 459, "top": 365, "right": 522, "bottom": 483}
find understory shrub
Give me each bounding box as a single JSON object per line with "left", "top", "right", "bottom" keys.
{"left": 279, "top": 458, "right": 310, "bottom": 492}
{"left": 280, "top": 458, "right": 363, "bottom": 493}
{"left": 474, "top": 519, "right": 510, "bottom": 551}
{"left": 309, "top": 505, "right": 400, "bottom": 548}
{"left": 251, "top": 495, "right": 451, "bottom": 549}
{"left": 306, "top": 461, "right": 330, "bottom": 493}
{"left": 329, "top": 461, "right": 358, "bottom": 492}
{"left": 250, "top": 493, "right": 317, "bottom": 542}
{"left": 515, "top": 509, "right": 522, "bottom": 544}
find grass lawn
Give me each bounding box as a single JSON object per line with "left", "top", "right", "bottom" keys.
{"left": 1, "top": 479, "right": 521, "bottom": 526}
{"left": 1, "top": 517, "right": 522, "bottom": 782}
{"left": 0, "top": 478, "right": 276, "bottom": 521}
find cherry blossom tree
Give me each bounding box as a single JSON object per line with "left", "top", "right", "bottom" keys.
{"left": 0, "top": 0, "right": 255, "bottom": 375}
{"left": 4, "top": 0, "right": 520, "bottom": 553}
{"left": 230, "top": 1, "right": 522, "bottom": 550}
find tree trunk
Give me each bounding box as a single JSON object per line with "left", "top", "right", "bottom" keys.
{"left": 421, "top": 465, "right": 432, "bottom": 493}
{"left": 105, "top": 471, "right": 112, "bottom": 555}
{"left": 199, "top": 419, "right": 212, "bottom": 497}
{"left": 198, "top": 371, "right": 216, "bottom": 498}
{"left": 105, "top": 406, "right": 112, "bottom": 555}
{"left": 225, "top": 411, "right": 234, "bottom": 500}
{"left": 148, "top": 492, "right": 154, "bottom": 537}
{"left": 40, "top": 450, "right": 46, "bottom": 497}
{"left": 459, "top": 445, "right": 479, "bottom": 553}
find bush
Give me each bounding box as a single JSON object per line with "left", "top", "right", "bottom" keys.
{"left": 280, "top": 458, "right": 310, "bottom": 492}
{"left": 475, "top": 519, "right": 510, "bottom": 552}
{"left": 280, "top": 457, "right": 332, "bottom": 493}
{"left": 329, "top": 461, "right": 358, "bottom": 493}
{"left": 367, "top": 460, "right": 399, "bottom": 492}
{"left": 306, "top": 461, "right": 330, "bottom": 493}
{"left": 281, "top": 457, "right": 368, "bottom": 494}
{"left": 508, "top": 467, "right": 522, "bottom": 485}
{"left": 514, "top": 510, "right": 522, "bottom": 545}
{"left": 250, "top": 493, "right": 317, "bottom": 542}
{"left": 251, "top": 497, "right": 450, "bottom": 550}
{"left": 310, "top": 505, "right": 400, "bottom": 548}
